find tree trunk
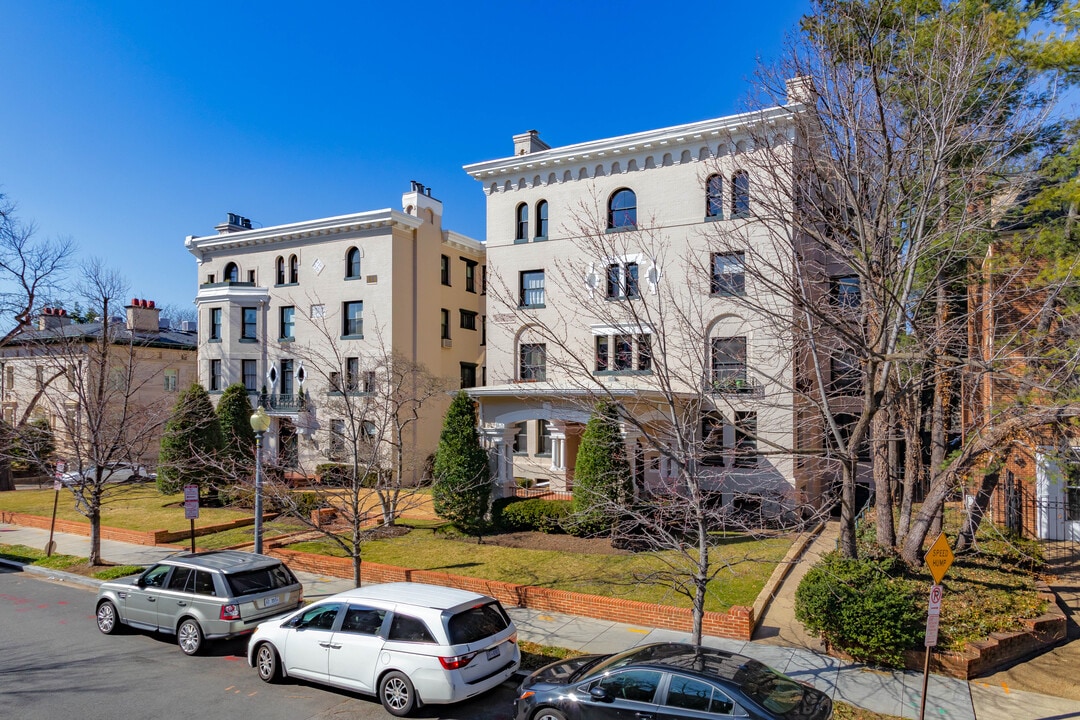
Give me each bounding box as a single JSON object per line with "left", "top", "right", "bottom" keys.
{"left": 929, "top": 284, "right": 951, "bottom": 539}
{"left": 89, "top": 508, "right": 102, "bottom": 565}
{"left": 352, "top": 553, "right": 362, "bottom": 588}
{"left": 955, "top": 468, "right": 999, "bottom": 552}
{"left": 897, "top": 402, "right": 922, "bottom": 543}
{"left": 873, "top": 408, "right": 895, "bottom": 547}
{"left": 0, "top": 458, "right": 13, "bottom": 492}
{"left": 838, "top": 459, "right": 858, "bottom": 558}
{"left": 901, "top": 475, "right": 954, "bottom": 564}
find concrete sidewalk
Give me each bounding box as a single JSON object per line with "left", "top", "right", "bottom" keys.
{"left": 2, "top": 521, "right": 1076, "bottom": 720}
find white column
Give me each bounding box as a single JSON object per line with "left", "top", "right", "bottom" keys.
{"left": 480, "top": 426, "right": 515, "bottom": 499}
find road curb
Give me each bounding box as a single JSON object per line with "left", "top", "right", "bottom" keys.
{"left": 0, "top": 556, "right": 104, "bottom": 590}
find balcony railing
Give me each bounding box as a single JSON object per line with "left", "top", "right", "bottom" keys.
{"left": 708, "top": 373, "right": 764, "bottom": 395}
{"left": 261, "top": 393, "right": 307, "bottom": 412}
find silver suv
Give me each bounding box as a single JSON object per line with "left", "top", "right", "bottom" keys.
{"left": 95, "top": 550, "right": 303, "bottom": 655}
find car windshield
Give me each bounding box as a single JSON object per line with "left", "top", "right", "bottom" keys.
{"left": 446, "top": 601, "right": 510, "bottom": 644}
{"left": 224, "top": 564, "right": 297, "bottom": 596}
{"left": 735, "top": 660, "right": 805, "bottom": 715}
{"left": 577, "top": 644, "right": 688, "bottom": 680}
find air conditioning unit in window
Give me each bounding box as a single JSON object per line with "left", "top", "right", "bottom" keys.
{"left": 441, "top": 338, "right": 453, "bottom": 348}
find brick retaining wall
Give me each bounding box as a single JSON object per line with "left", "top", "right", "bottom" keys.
{"left": 269, "top": 547, "right": 754, "bottom": 640}
{"left": 0, "top": 511, "right": 167, "bottom": 545}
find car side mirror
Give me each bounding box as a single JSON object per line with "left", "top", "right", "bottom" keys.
{"left": 136, "top": 576, "right": 147, "bottom": 588}
{"left": 589, "top": 687, "right": 613, "bottom": 703}
{"left": 287, "top": 616, "right": 306, "bottom": 629}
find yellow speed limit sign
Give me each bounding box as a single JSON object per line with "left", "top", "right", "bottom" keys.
{"left": 925, "top": 533, "right": 954, "bottom": 584}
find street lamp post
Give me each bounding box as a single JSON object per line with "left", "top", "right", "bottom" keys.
{"left": 249, "top": 405, "right": 271, "bottom": 555}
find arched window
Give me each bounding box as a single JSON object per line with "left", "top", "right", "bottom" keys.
{"left": 515, "top": 203, "right": 528, "bottom": 242}
{"left": 732, "top": 171, "right": 750, "bottom": 217}
{"left": 346, "top": 247, "right": 361, "bottom": 279}
{"left": 535, "top": 200, "right": 548, "bottom": 239}
{"left": 224, "top": 262, "right": 239, "bottom": 283}
{"left": 706, "top": 174, "right": 724, "bottom": 218}
{"left": 607, "top": 188, "right": 637, "bottom": 230}
{"left": 289, "top": 254, "right": 299, "bottom": 284}
{"left": 275, "top": 257, "right": 285, "bottom": 285}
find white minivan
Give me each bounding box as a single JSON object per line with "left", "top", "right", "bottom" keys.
{"left": 247, "top": 581, "right": 520, "bottom": 716}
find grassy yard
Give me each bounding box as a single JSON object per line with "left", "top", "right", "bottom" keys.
{"left": 0, "top": 484, "right": 252, "bottom": 532}
{"left": 193, "top": 517, "right": 309, "bottom": 550}
{"left": 0, "top": 543, "right": 143, "bottom": 580}
{"left": 288, "top": 528, "right": 793, "bottom": 611}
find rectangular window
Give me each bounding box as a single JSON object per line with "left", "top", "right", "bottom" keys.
{"left": 247, "top": 269, "right": 256, "bottom": 283}
{"left": 637, "top": 335, "right": 652, "bottom": 371}
{"left": 464, "top": 260, "right": 477, "bottom": 293}
{"left": 209, "top": 359, "right": 222, "bottom": 391}
{"left": 4, "top": 365, "right": 13, "bottom": 390}
{"left": 330, "top": 419, "right": 346, "bottom": 459}
{"left": 460, "top": 362, "right": 477, "bottom": 389}
{"left": 1066, "top": 465, "right": 1080, "bottom": 522}
{"left": 209, "top": 308, "right": 222, "bottom": 340}
{"left": 711, "top": 337, "right": 747, "bottom": 390}
{"left": 520, "top": 343, "right": 546, "bottom": 381}
{"left": 363, "top": 370, "right": 376, "bottom": 394}
{"left": 701, "top": 413, "right": 727, "bottom": 466}
{"left": 441, "top": 309, "right": 450, "bottom": 340}
{"left": 537, "top": 419, "right": 552, "bottom": 456}
{"left": 711, "top": 252, "right": 746, "bottom": 296}
{"left": 163, "top": 369, "right": 178, "bottom": 392}
{"left": 614, "top": 334, "right": 633, "bottom": 371}
{"left": 520, "top": 270, "right": 545, "bottom": 308}
{"left": 346, "top": 357, "right": 360, "bottom": 392}
{"left": 460, "top": 309, "right": 477, "bottom": 330}
{"left": 242, "top": 359, "right": 258, "bottom": 392}
{"left": 441, "top": 254, "right": 451, "bottom": 286}
{"left": 595, "top": 336, "right": 609, "bottom": 371}
{"left": 832, "top": 275, "right": 861, "bottom": 307}
{"left": 830, "top": 351, "right": 862, "bottom": 395}
{"left": 242, "top": 307, "right": 258, "bottom": 340}
{"left": 481, "top": 315, "right": 487, "bottom": 346}
{"left": 513, "top": 422, "right": 528, "bottom": 454}
{"left": 280, "top": 306, "right": 295, "bottom": 340}
{"left": 280, "top": 359, "right": 294, "bottom": 395}
{"left": 481, "top": 265, "right": 487, "bottom": 295}
{"left": 606, "top": 262, "right": 640, "bottom": 299}
{"left": 343, "top": 301, "right": 363, "bottom": 337}
{"left": 734, "top": 411, "right": 758, "bottom": 467}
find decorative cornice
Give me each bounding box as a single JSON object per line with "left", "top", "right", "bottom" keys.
{"left": 443, "top": 230, "right": 485, "bottom": 254}
{"left": 185, "top": 209, "right": 424, "bottom": 257}
{"left": 463, "top": 105, "right": 798, "bottom": 184}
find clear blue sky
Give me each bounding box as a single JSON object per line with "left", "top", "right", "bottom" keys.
{"left": 0, "top": 0, "right": 810, "bottom": 315}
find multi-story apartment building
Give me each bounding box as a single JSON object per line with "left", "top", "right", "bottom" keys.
{"left": 463, "top": 85, "right": 849, "bottom": 508}
{"left": 0, "top": 300, "right": 197, "bottom": 470}
{"left": 185, "top": 183, "right": 485, "bottom": 481}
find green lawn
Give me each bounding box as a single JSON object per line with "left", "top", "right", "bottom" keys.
{"left": 193, "top": 517, "right": 309, "bottom": 550}
{"left": 0, "top": 543, "right": 144, "bottom": 580}
{"left": 288, "top": 529, "right": 792, "bottom": 612}
{"left": 0, "top": 484, "right": 252, "bottom": 532}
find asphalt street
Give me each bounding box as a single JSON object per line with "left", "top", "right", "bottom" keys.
{"left": 0, "top": 567, "right": 519, "bottom": 720}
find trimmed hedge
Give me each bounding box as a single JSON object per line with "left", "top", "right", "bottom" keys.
{"left": 795, "top": 551, "right": 923, "bottom": 667}
{"left": 494, "top": 498, "right": 570, "bottom": 533}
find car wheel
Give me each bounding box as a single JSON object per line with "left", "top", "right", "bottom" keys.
{"left": 177, "top": 618, "right": 203, "bottom": 655}
{"left": 379, "top": 671, "right": 416, "bottom": 717}
{"left": 96, "top": 600, "right": 121, "bottom": 635}
{"left": 255, "top": 643, "right": 281, "bottom": 683}
{"left": 533, "top": 710, "right": 567, "bottom": 720}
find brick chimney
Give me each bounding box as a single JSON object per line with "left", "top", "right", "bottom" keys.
{"left": 126, "top": 298, "right": 161, "bottom": 332}
{"left": 37, "top": 307, "right": 72, "bottom": 331}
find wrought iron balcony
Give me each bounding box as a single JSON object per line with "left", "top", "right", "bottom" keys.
{"left": 708, "top": 372, "right": 763, "bottom": 395}
{"left": 261, "top": 392, "right": 307, "bottom": 413}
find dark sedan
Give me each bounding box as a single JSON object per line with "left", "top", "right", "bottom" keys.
{"left": 514, "top": 642, "right": 832, "bottom": 720}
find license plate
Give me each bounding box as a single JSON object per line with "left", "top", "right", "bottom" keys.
{"left": 486, "top": 646, "right": 501, "bottom": 660}
{"left": 264, "top": 595, "right": 281, "bottom": 608}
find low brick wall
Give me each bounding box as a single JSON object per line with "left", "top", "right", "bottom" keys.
{"left": 269, "top": 546, "right": 754, "bottom": 640}
{"left": 0, "top": 511, "right": 269, "bottom": 548}
{"left": 900, "top": 583, "right": 1066, "bottom": 679}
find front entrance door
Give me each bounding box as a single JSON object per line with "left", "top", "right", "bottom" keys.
{"left": 1037, "top": 452, "right": 1080, "bottom": 542}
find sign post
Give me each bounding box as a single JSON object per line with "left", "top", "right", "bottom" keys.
{"left": 183, "top": 485, "right": 200, "bottom": 553}
{"left": 46, "top": 461, "right": 66, "bottom": 557}
{"left": 919, "top": 534, "right": 954, "bottom": 720}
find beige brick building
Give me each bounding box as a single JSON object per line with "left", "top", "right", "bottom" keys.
{"left": 0, "top": 301, "right": 197, "bottom": 471}
{"left": 185, "top": 183, "right": 485, "bottom": 481}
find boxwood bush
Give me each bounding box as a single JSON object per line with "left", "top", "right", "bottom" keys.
{"left": 492, "top": 497, "right": 570, "bottom": 533}
{"left": 795, "top": 551, "right": 923, "bottom": 667}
